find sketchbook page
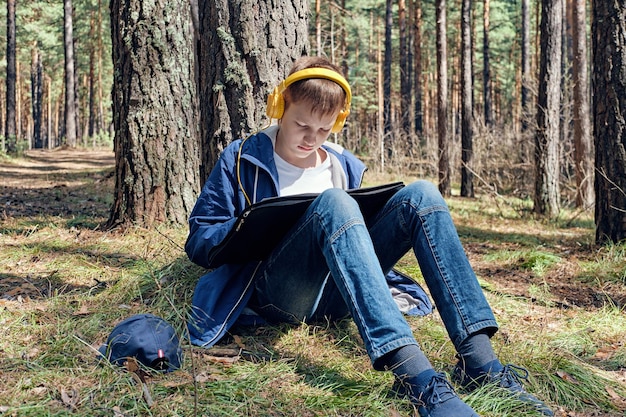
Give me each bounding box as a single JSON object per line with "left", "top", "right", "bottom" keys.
{"left": 206, "top": 182, "right": 404, "bottom": 268}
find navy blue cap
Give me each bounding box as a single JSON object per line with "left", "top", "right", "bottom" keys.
{"left": 98, "top": 314, "right": 183, "bottom": 372}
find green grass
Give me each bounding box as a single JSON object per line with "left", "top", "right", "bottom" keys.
{"left": 484, "top": 248, "right": 562, "bottom": 276}
{"left": 1, "top": 154, "right": 626, "bottom": 416}
{"left": 579, "top": 243, "right": 626, "bottom": 285}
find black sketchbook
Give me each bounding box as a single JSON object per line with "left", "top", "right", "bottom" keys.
{"left": 206, "top": 182, "right": 405, "bottom": 268}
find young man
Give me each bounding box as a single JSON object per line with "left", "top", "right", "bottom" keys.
{"left": 185, "top": 56, "right": 553, "bottom": 417}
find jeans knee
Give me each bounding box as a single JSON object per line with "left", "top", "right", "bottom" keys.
{"left": 403, "top": 180, "right": 448, "bottom": 209}
{"left": 317, "top": 188, "right": 361, "bottom": 216}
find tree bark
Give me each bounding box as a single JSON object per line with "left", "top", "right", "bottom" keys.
{"left": 521, "top": 0, "right": 531, "bottom": 132}
{"left": 340, "top": 0, "right": 348, "bottom": 77}
{"left": 571, "top": 0, "right": 593, "bottom": 209}
{"left": 436, "top": 0, "right": 450, "bottom": 196}
{"left": 315, "top": 0, "right": 322, "bottom": 55}
{"left": 88, "top": 10, "right": 97, "bottom": 140}
{"left": 461, "top": 0, "right": 474, "bottom": 197}
{"left": 592, "top": 0, "right": 626, "bottom": 244}
{"left": 383, "top": 0, "right": 393, "bottom": 152}
{"left": 108, "top": 0, "right": 201, "bottom": 228}
{"left": 399, "top": 0, "right": 411, "bottom": 137}
{"left": 97, "top": 0, "right": 105, "bottom": 134}
{"left": 377, "top": 15, "right": 385, "bottom": 168}
{"left": 534, "top": 0, "right": 562, "bottom": 218}
{"left": 413, "top": 0, "right": 423, "bottom": 137}
{"left": 0, "top": 84, "right": 4, "bottom": 145}
{"left": 483, "top": 0, "right": 492, "bottom": 126}
{"left": 31, "top": 45, "right": 44, "bottom": 149}
{"left": 5, "top": 0, "right": 17, "bottom": 154}
{"left": 198, "top": 0, "right": 309, "bottom": 183}
{"left": 63, "top": 0, "right": 78, "bottom": 147}
{"left": 46, "top": 76, "right": 52, "bottom": 148}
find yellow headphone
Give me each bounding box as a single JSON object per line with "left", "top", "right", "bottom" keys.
{"left": 265, "top": 68, "right": 352, "bottom": 133}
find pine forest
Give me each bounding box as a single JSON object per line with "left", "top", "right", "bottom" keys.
{"left": 0, "top": 0, "right": 624, "bottom": 238}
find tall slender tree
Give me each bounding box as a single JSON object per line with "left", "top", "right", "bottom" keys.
{"left": 413, "top": 0, "right": 423, "bottom": 137}
{"left": 483, "top": 0, "right": 492, "bottom": 126}
{"left": 436, "top": 0, "right": 450, "bottom": 196}
{"left": 383, "top": 0, "right": 393, "bottom": 152}
{"left": 63, "top": 0, "right": 78, "bottom": 147}
{"left": 571, "top": 0, "right": 593, "bottom": 209}
{"left": 108, "top": 0, "right": 200, "bottom": 228}
{"left": 340, "top": 0, "right": 348, "bottom": 76}
{"left": 377, "top": 14, "right": 385, "bottom": 167}
{"left": 534, "top": 0, "right": 563, "bottom": 218}
{"left": 31, "top": 44, "right": 43, "bottom": 149}
{"left": 96, "top": 0, "right": 106, "bottom": 135}
{"left": 399, "top": 0, "right": 411, "bottom": 137}
{"left": 5, "top": 0, "right": 17, "bottom": 154}
{"left": 315, "top": 0, "right": 322, "bottom": 55}
{"left": 592, "top": 0, "right": 626, "bottom": 244}
{"left": 88, "top": 9, "right": 98, "bottom": 139}
{"left": 521, "top": 0, "right": 531, "bottom": 132}
{"left": 461, "top": 0, "right": 474, "bottom": 197}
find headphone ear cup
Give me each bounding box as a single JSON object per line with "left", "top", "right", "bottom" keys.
{"left": 266, "top": 88, "right": 285, "bottom": 119}
{"left": 332, "top": 109, "right": 349, "bottom": 133}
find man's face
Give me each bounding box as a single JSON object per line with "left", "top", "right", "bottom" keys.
{"left": 275, "top": 100, "right": 340, "bottom": 168}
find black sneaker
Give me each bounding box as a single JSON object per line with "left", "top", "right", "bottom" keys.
{"left": 453, "top": 363, "right": 554, "bottom": 416}
{"left": 393, "top": 372, "right": 480, "bottom": 417}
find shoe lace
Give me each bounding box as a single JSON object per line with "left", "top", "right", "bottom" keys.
{"left": 497, "top": 364, "right": 530, "bottom": 391}
{"left": 419, "top": 373, "right": 458, "bottom": 405}
{"left": 497, "top": 365, "right": 554, "bottom": 415}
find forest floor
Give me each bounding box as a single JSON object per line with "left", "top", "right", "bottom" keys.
{"left": 0, "top": 147, "right": 115, "bottom": 218}
{"left": 0, "top": 148, "right": 625, "bottom": 417}
{"left": 1, "top": 148, "right": 623, "bottom": 308}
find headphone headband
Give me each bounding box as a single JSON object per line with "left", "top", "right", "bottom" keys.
{"left": 278, "top": 68, "right": 352, "bottom": 107}
{"left": 266, "top": 67, "right": 352, "bottom": 133}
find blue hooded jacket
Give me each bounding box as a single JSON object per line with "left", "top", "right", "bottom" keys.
{"left": 185, "top": 127, "right": 432, "bottom": 347}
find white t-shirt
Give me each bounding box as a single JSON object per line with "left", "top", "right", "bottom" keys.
{"left": 274, "top": 149, "right": 334, "bottom": 196}
{"left": 264, "top": 126, "right": 334, "bottom": 196}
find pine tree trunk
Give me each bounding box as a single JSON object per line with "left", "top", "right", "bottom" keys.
{"left": 63, "top": 0, "right": 78, "bottom": 147}
{"left": 461, "top": 0, "right": 474, "bottom": 197}
{"left": 377, "top": 16, "right": 385, "bottom": 168}
{"left": 31, "top": 46, "right": 44, "bottom": 149}
{"left": 340, "top": 0, "right": 348, "bottom": 76}
{"left": 399, "top": 0, "right": 411, "bottom": 137}
{"left": 88, "top": 10, "right": 97, "bottom": 139}
{"left": 521, "top": 0, "right": 531, "bottom": 132}
{"left": 46, "top": 76, "right": 52, "bottom": 148}
{"left": 315, "top": 0, "right": 322, "bottom": 55}
{"left": 413, "top": 0, "right": 423, "bottom": 137}
{"left": 436, "top": 0, "right": 450, "bottom": 196}
{"left": 483, "top": 0, "right": 492, "bottom": 126}
{"left": 108, "top": 0, "right": 200, "bottom": 228}
{"left": 534, "top": 0, "right": 562, "bottom": 218}
{"left": 198, "top": 0, "right": 309, "bottom": 183}
{"left": 592, "top": 0, "right": 626, "bottom": 244}
{"left": 16, "top": 61, "right": 21, "bottom": 145}
{"left": 571, "top": 0, "right": 594, "bottom": 209}
{"left": 5, "top": 0, "right": 17, "bottom": 154}
{"left": 97, "top": 0, "right": 105, "bottom": 134}
{"left": 0, "top": 85, "right": 5, "bottom": 143}
{"left": 383, "top": 0, "right": 393, "bottom": 151}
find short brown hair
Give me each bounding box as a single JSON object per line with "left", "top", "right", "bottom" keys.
{"left": 283, "top": 56, "right": 347, "bottom": 118}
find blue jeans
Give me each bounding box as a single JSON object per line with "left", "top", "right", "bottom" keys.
{"left": 249, "top": 180, "right": 498, "bottom": 368}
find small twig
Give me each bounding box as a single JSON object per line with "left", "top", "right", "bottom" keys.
{"left": 155, "top": 225, "right": 185, "bottom": 251}
{"left": 129, "top": 372, "right": 154, "bottom": 407}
